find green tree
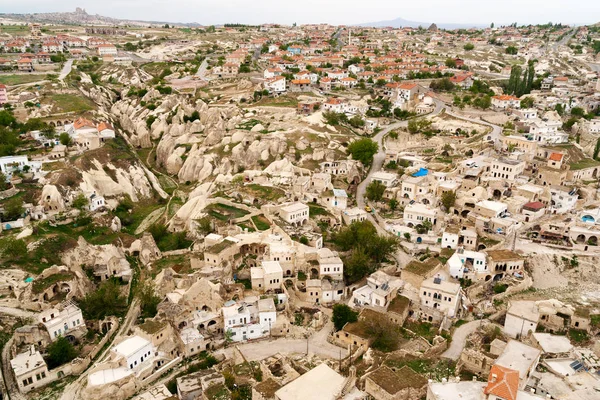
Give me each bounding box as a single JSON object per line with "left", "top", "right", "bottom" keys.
{"left": 349, "top": 115, "right": 365, "bottom": 129}
{"left": 0, "top": 170, "right": 8, "bottom": 191}
{"left": 0, "top": 237, "right": 27, "bottom": 260}
{"left": 332, "top": 304, "right": 358, "bottom": 331}
{"left": 138, "top": 281, "right": 161, "bottom": 319}
{"left": 4, "top": 197, "right": 24, "bottom": 221}
{"left": 463, "top": 43, "right": 475, "bottom": 51}
{"left": 389, "top": 198, "right": 398, "bottom": 211}
{"left": 366, "top": 181, "right": 386, "bottom": 202}
{"left": 79, "top": 280, "right": 127, "bottom": 320}
{"left": 520, "top": 97, "right": 534, "bottom": 108}
{"left": 441, "top": 191, "right": 456, "bottom": 211}
{"left": 72, "top": 193, "right": 88, "bottom": 210}
{"left": 445, "top": 58, "right": 457, "bottom": 68}
{"left": 45, "top": 336, "right": 78, "bottom": 369}
{"left": 347, "top": 138, "right": 378, "bottom": 166}
{"left": 59, "top": 132, "right": 72, "bottom": 146}
{"left": 505, "top": 46, "right": 518, "bottom": 55}
{"left": 197, "top": 217, "right": 213, "bottom": 235}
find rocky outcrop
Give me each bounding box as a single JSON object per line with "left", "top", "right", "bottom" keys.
{"left": 39, "top": 184, "right": 66, "bottom": 212}
{"left": 78, "top": 159, "right": 159, "bottom": 202}
{"left": 127, "top": 232, "right": 162, "bottom": 266}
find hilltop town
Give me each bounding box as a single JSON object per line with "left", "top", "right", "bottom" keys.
{"left": 0, "top": 11, "right": 600, "bottom": 400}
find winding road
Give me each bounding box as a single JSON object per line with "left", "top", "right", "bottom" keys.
{"left": 355, "top": 99, "right": 445, "bottom": 235}
{"left": 441, "top": 319, "right": 489, "bottom": 360}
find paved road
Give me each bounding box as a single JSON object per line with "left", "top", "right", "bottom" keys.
{"left": 443, "top": 109, "right": 502, "bottom": 144}
{"left": 217, "top": 317, "right": 347, "bottom": 362}
{"left": 58, "top": 59, "right": 74, "bottom": 80}
{"left": 195, "top": 58, "right": 209, "bottom": 80}
{"left": 441, "top": 320, "right": 488, "bottom": 360}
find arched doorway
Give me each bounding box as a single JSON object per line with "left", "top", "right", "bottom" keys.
{"left": 576, "top": 234, "right": 586, "bottom": 244}
{"left": 310, "top": 268, "right": 319, "bottom": 279}
{"left": 588, "top": 236, "right": 597, "bottom": 246}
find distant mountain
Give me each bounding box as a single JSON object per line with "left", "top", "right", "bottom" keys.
{"left": 0, "top": 7, "right": 202, "bottom": 28}
{"left": 356, "top": 17, "right": 486, "bottom": 30}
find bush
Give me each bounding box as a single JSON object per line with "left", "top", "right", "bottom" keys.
{"left": 493, "top": 283, "right": 508, "bottom": 294}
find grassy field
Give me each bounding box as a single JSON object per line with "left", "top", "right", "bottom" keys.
{"left": 0, "top": 74, "right": 48, "bottom": 86}
{"left": 207, "top": 203, "right": 249, "bottom": 221}
{"left": 251, "top": 215, "right": 271, "bottom": 231}
{"left": 0, "top": 25, "right": 30, "bottom": 36}
{"left": 243, "top": 184, "right": 285, "bottom": 202}
{"left": 49, "top": 94, "right": 96, "bottom": 113}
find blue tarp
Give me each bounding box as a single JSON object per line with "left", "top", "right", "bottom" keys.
{"left": 412, "top": 168, "right": 429, "bottom": 177}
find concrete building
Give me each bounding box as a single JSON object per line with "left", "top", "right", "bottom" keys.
{"left": 447, "top": 248, "right": 487, "bottom": 280}
{"left": 504, "top": 301, "right": 539, "bottom": 339}
{"left": 403, "top": 203, "right": 437, "bottom": 228}
{"left": 351, "top": 270, "right": 403, "bottom": 309}
{"left": 426, "top": 380, "right": 486, "bottom": 400}
{"left": 317, "top": 247, "right": 344, "bottom": 280}
{"left": 486, "top": 250, "right": 524, "bottom": 280}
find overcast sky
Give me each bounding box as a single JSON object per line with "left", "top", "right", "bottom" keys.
{"left": 3, "top": 0, "right": 600, "bottom": 26}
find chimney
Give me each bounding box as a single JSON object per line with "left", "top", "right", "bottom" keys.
{"left": 491, "top": 373, "right": 497, "bottom": 383}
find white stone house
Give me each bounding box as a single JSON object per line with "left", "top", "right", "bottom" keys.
{"left": 111, "top": 335, "right": 155, "bottom": 371}
{"left": 504, "top": 301, "right": 539, "bottom": 339}
{"left": 279, "top": 202, "right": 309, "bottom": 226}
{"left": 419, "top": 275, "right": 462, "bottom": 325}
{"left": 447, "top": 248, "right": 487, "bottom": 280}
{"left": 317, "top": 247, "right": 344, "bottom": 280}
{"left": 11, "top": 346, "right": 51, "bottom": 393}
{"left": 222, "top": 298, "right": 276, "bottom": 342}
{"left": 264, "top": 76, "right": 286, "bottom": 94}
{"left": 250, "top": 261, "right": 283, "bottom": 292}
{"left": 38, "top": 300, "right": 86, "bottom": 341}
{"left": 403, "top": 203, "right": 437, "bottom": 228}
{"left": 351, "top": 271, "right": 403, "bottom": 309}
{"left": 370, "top": 171, "right": 398, "bottom": 188}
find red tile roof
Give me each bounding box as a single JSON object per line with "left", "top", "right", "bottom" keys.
{"left": 484, "top": 365, "right": 519, "bottom": 400}
{"left": 549, "top": 152, "right": 563, "bottom": 161}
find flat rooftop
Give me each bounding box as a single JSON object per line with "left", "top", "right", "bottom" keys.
{"left": 532, "top": 333, "right": 573, "bottom": 354}
{"left": 495, "top": 340, "right": 541, "bottom": 381}
{"left": 275, "top": 363, "right": 345, "bottom": 400}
